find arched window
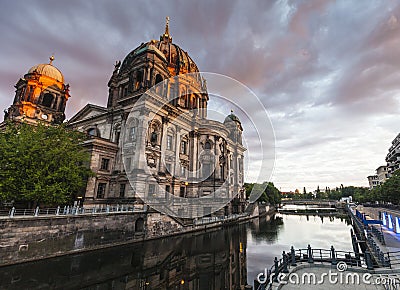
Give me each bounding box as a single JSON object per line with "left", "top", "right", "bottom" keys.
{"left": 181, "top": 139, "right": 188, "bottom": 154}
{"left": 87, "top": 128, "right": 96, "bottom": 136}
{"left": 135, "top": 218, "right": 144, "bottom": 232}
{"left": 87, "top": 128, "right": 99, "bottom": 137}
{"left": 128, "top": 127, "right": 136, "bottom": 142}
{"left": 148, "top": 121, "right": 161, "bottom": 146}
{"left": 135, "top": 71, "right": 144, "bottom": 90}
{"left": 58, "top": 98, "right": 65, "bottom": 111}
{"left": 42, "top": 93, "right": 54, "bottom": 107}
{"left": 126, "top": 118, "right": 138, "bottom": 142}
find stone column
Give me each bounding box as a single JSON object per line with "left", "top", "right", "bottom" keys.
{"left": 174, "top": 129, "right": 181, "bottom": 195}
{"left": 159, "top": 117, "right": 168, "bottom": 172}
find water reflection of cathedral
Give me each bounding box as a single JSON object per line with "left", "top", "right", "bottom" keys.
{"left": 0, "top": 225, "right": 248, "bottom": 289}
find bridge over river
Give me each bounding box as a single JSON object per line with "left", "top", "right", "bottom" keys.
{"left": 280, "top": 199, "right": 340, "bottom": 207}
{"left": 278, "top": 200, "right": 346, "bottom": 216}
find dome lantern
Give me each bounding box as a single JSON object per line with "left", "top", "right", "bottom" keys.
{"left": 160, "top": 16, "right": 172, "bottom": 43}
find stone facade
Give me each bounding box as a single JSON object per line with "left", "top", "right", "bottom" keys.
{"left": 67, "top": 19, "right": 247, "bottom": 217}
{"left": 0, "top": 202, "right": 268, "bottom": 267}
{"left": 0, "top": 212, "right": 146, "bottom": 265}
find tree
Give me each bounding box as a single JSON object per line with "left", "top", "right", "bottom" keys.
{"left": 0, "top": 121, "right": 93, "bottom": 207}
{"left": 244, "top": 181, "right": 281, "bottom": 206}
{"left": 265, "top": 182, "right": 281, "bottom": 206}
{"left": 380, "top": 171, "right": 400, "bottom": 204}
{"left": 244, "top": 183, "right": 254, "bottom": 200}
{"left": 315, "top": 185, "right": 327, "bottom": 199}
{"left": 303, "top": 187, "right": 307, "bottom": 195}
{"left": 328, "top": 188, "right": 342, "bottom": 200}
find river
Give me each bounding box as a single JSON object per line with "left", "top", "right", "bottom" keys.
{"left": 0, "top": 210, "right": 353, "bottom": 289}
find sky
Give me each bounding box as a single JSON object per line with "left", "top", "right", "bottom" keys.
{"left": 0, "top": 0, "right": 399, "bottom": 191}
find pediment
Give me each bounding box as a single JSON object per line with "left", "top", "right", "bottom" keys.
{"left": 68, "top": 103, "right": 107, "bottom": 123}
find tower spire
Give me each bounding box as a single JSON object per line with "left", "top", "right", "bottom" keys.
{"left": 165, "top": 16, "right": 170, "bottom": 36}
{"left": 161, "top": 16, "right": 172, "bottom": 42}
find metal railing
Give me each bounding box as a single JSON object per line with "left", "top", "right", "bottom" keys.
{"left": 385, "top": 250, "right": 400, "bottom": 269}
{"left": 255, "top": 206, "right": 400, "bottom": 289}
{"left": 194, "top": 213, "right": 249, "bottom": 225}
{"left": 255, "top": 246, "right": 400, "bottom": 290}
{"left": 370, "top": 224, "right": 386, "bottom": 245}
{"left": 347, "top": 205, "right": 390, "bottom": 267}
{"left": 255, "top": 244, "right": 369, "bottom": 290}
{"left": 366, "top": 231, "right": 391, "bottom": 267}
{"left": 3, "top": 204, "right": 147, "bottom": 218}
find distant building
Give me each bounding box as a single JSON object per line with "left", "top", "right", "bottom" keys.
{"left": 367, "top": 133, "right": 400, "bottom": 188}
{"left": 376, "top": 165, "right": 389, "bottom": 183}
{"left": 340, "top": 196, "right": 352, "bottom": 203}
{"left": 367, "top": 165, "right": 389, "bottom": 189}
{"left": 367, "top": 175, "right": 379, "bottom": 190}
{"left": 386, "top": 133, "right": 400, "bottom": 176}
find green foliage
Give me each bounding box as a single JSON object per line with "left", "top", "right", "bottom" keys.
{"left": 244, "top": 182, "right": 281, "bottom": 206}
{"left": 316, "top": 191, "right": 328, "bottom": 199}
{"left": 354, "top": 171, "right": 400, "bottom": 204}
{"left": 0, "top": 121, "right": 93, "bottom": 206}
{"left": 323, "top": 173, "right": 400, "bottom": 204}
{"left": 327, "top": 189, "right": 342, "bottom": 200}
{"left": 244, "top": 183, "right": 254, "bottom": 199}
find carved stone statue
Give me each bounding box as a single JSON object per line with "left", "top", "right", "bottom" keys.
{"left": 114, "top": 60, "right": 121, "bottom": 71}
{"left": 150, "top": 130, "right": 158, "bottom": 146}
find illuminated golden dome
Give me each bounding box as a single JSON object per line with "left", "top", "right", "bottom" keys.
{"left": 27, "top": 56, "right": 64, "bottom": 83}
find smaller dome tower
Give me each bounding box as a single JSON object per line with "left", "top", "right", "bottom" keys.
{"left": 4, "top": 56, "right": 70, "bottom": 125}
{"left": 224, "top": 110, "right": 243, "bottom": 145}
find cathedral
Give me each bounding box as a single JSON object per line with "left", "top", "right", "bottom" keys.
{"left": 3, "top": 19, "right": 247, "bottom": 218}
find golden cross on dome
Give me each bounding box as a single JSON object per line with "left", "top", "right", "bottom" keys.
{"left": 49, "top": 55, "right": 55, "bottom": 65}
{"left": 165, "top": 16, "right": 170, "bottom": 36}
